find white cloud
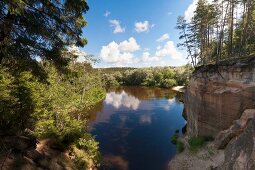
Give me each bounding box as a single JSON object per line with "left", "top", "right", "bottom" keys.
{"left": 109, "top": 19, "right": 125, "bottom": 33}
{"left": 119, "top": 37, "right": 140, "bottom": 52}
{"left": 163, "top": 99, "right": 175, "bottom": 111}
{"left": 142, "top": 41, "right": 185, "bottom": 63}
{"left": 139, "top": 114, "right": 152, "bottom": 124}
{"left": 142, "top": 52, "right": 160, "bottom": 62}
{"left": 155, "top": 41, "right": 184, "bottom": 60}
{"left": 156, "top": 46, "right": 162, "bottom": 50}
{"left": 105, "top": 91, "right": 140, "bottom": 110}
{"left": 184, "top": 0, "right": 214, "bottom": 22}
{"left": 184, "top": 0, "right": 198, "bottom": 22}
{"left": 104, "top": 10, "right": 111, "bottom": 17}
{"left": 100, "top": 37, "right": 140, "bottom": 65}
{"left": 143, "top": 48, "right": 150, "bottom": 52}
{"left": 67, "top": 45, "right": 88, "bottom": 63}
{"left": 157, "top": 33, "right": 170, "bottom": 42}
{"left": 134, "top": 21, "right": 151, "bottom": 33}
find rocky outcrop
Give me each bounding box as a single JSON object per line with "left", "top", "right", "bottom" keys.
{"left": 185, "top": 57, "right": 255, "bottom": 137}
{"left": 214, "top": 109, "right": 255, "bottom": 149}
{"left": 217, "top": 117, "right": 255, "bottom": 170}
{"left": 0, "top": 137, "right": 75, "bottom": 170}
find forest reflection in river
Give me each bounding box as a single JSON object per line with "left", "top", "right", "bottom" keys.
{"left": 89, "top": 86, "right": 186, "bottom": 170}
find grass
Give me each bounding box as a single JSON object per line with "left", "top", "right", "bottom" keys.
{"left": 188, "top": 136, "right": 213, "bottom": 152}
{"left": 171, "top": 134, "right": 179, "bottom": 145}
{"left": 170, "top": 130, "right": 185, "bottom": 153}
{"left": 176, "top": 140, "right": 185, "bottom": 153}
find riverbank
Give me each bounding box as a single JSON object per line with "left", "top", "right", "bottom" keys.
{"left": 0, "top": 136, "right": 97, "bottom": 170}
{"left": 169, "top": 142, "right": 224, "bottom": 170}
{"left": 169, "top": 57, "right": 255, "bottom": 169}
{"left": 171, "top": 86, "right": 185, "bottom": 93}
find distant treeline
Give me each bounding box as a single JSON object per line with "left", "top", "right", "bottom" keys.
{"left": 98, "top": 65, "right": 193, "bottom": 88}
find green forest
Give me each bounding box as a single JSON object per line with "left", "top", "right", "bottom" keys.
{"left": 177, "top": 0, "right": 255, "bottom": 66}
{"left": 99, "top": 65, "right": 193, "bottom": 88}
{"left": 0, "top": 0, "right": 255, "bottom": 169}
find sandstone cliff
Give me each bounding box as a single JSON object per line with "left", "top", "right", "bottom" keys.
{"left": 169, "top": 57, "right": 255, "bottom": 170}
{"left": 185, "top": 57, "right": 255, "bottom": 137}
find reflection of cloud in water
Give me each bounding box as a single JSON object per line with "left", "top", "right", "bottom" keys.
{"left": 105, "top": 91, "right": 140, "bottom": 110}
{"left": 139, "top": 114, "right": 152, "bottom": 124}
{"left": 104, "top": 154, "right": 129, "bottom": 170}
{"left": 163, "top": 99, "right": 175, "bottom": 111}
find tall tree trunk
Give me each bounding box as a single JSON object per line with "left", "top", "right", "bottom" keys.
{"left": 242, "top": 0, "right": 253, "bottom": 55}
{"left": 0, "top": 12, "right": 15, "bottom": 64}
{"left": 228, "top": 0, "right": 234, "bottom": 57}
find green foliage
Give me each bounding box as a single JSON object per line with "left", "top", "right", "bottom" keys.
{"left": 188, "top": 136, "right": 213, "bottom": 151}
{"left": 171, "top": 134, "right": 179, "bottom": 145}
{"left": 162, "top": 79, "right": 177, "bottom": 88}
{"left": 0, "top": 62, "right": 105, "bottom": 168}
{"left": 171, "top": 130, "right": 185, "bottom": 153}
{"left": 99, "top": 65, "right": 193, "bottom": 88}
{"left": 0, "top": 0, "right": 89, "bottom": 79}
{"left": 177, "top": 0, "right": 255, "bottom": 66}
{"left": 176, "top": 140, "right": 185, "bottom": 153}
{"left": 188, "top": 136, "right": 206, "bottom": 150}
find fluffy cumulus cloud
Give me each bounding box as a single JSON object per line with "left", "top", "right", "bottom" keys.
{"left": 119, "top": 37, "right": 140, "bottom": 52}
{"left": 156, "top": 41, "right": 183, "bottom": 59}
{"left": 142, "top": 41, "right": 184, "bottom": 62}
{"left": 109, "top": 19, "right": 125, "bottom": 33}
{"left": 100, "top": 37, "right": 140, "bottom": 65}
{"left": 142, "top": 52, "right": 160, "bottom": 62}
{"left": 157, "top": 33, "right": 170, "bottom": 42}
{"left": 134, "top": 21, "right": 151, "bottom": 33}
{"left": 105, "top": 91, "right": 140, "bottom": 110}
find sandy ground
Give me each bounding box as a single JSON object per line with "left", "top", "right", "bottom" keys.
{"left": 168, "top": 142, "right": 224, "bottom": 170}
{"left": 172, "top": 86, "right": 185, "bottom": 93}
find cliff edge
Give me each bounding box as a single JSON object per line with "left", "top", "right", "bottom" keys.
{"left": 169, "top": 57, "right": 255, "bottom": 170}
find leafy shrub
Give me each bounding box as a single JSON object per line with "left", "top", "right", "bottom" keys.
{"left": 161, "top": 78, "right": 177, "bottom": 88}
{"left": 171, "top": 134, "right": 179, "bottom": 144}
{"left": 176, "top": 140, "right": 185, "bottom": 153}
{"left": 0, "top": 62, "right": 105, "bottom": 168}
{"left": 188, "top": 136, "right": 212, "bottom": 151}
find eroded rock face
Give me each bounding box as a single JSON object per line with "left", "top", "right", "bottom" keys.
{"left": 214, "top": 109, "right": 255, "bottom": 149}
{"left": 185, "top": 58, "right": 255, "bottom": 137}
{"left": 218, "top": 118, "right": 255, "bottom": 170}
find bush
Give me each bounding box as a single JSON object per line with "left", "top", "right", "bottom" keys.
{"left": 161, "top": 78, "right": 177, "bottom": 88}
{"left": 188, "top": 136, "right": 209, "bottom": 151}
{"left": 0, "top": 62, "right": 105, "bottom": 169}
{"left": 171, "top": 134, "right": 179, "bottom": 144}
{"left": 176, "top": 140, "right": 185, "bottom": 153}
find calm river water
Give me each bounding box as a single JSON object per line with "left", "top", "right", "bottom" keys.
{"left": 89, "top": 86, "right": 186, "bottom": 170}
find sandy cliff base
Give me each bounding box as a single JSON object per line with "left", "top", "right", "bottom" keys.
{"left": 169, "top": 143, "right": 224, "bottom": 170}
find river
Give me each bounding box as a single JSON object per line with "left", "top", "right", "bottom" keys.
{"left": 89, "top": 86, "right": 186, "bottom": 170}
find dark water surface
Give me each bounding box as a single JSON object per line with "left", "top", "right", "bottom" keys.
{"left": 89, "top": 86, "right": 186, "bottom": 170}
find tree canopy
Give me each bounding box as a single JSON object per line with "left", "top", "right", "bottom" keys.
{"left": 177, "top": 0, "right": 255, "bottom": 67}
{"left": 0, "top": 0, "right": 89, "bottom": 79}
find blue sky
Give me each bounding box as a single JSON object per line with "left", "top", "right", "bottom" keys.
{"left": 79, "top": 0, "right": 196, "bottom": 68}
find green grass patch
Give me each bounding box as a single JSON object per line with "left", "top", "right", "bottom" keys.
{"left": 176, "top": 140, "right": 185, "bottom": 153}
{"left": 188, "top": 136, "right": 213, "bottom": 151}
{"left": 171, "top": 134, "right": 179, "bottom": 144}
